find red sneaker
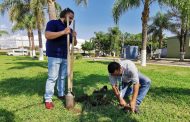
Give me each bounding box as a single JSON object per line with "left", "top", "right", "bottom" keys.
{"left": 45, "top": 102, "right": 54, "bottom": 109}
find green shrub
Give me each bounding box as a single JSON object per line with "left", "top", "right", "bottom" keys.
{"left": 89, "top": 53, "right": 95, "bottom": 57}
{"left": 0, "top": 52, "right": 7, "bottom": 55}
{"left": 75, "top": 53, "right": 82, "bottom": 60}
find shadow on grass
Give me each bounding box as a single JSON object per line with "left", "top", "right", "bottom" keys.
{"left": 72, "top": 72, "right": 138, "bottom": 122}
{"left": 6, "top": 56, "right": 33, "bottom": 61}
{"left": 0, "top": 73, "right": 47, "bottom": 96}
{"left": 0, "top": 109, "right": 15, "bottom": 122}
{"left": 0, "top": 71, "right": 108, "bottom": 97}
{"left": 0, "top": 70, "right": 138, "bottom": 121}
{"left": 77, "top": 89, "right": 138, "bottom": 122}
{"left": 72, "top": 72, "right": 109, "bottom": 96}
{"left": 8, "top": 61, "right": 47, "bottom": 70}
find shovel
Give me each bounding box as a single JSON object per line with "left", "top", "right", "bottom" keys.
{"left": 65, "top": 16, "right": 75, "bottom": 109}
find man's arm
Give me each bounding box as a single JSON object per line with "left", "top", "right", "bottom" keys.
{"left": 45, "top": 27, "right": 71, "bottom": 40}
{"left": 112, "top": 85, "right": 127, "bottom": 106}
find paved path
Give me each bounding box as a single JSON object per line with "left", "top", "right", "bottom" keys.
{"left": 90, "top": 57, "right": 190, "bottom": 68}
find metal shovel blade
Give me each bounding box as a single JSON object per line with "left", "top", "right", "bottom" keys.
{"left": 65, "top": 92, "right": 75, "bottom": 109}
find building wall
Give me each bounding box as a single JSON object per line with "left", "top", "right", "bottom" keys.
{"left": 167, "top": 37, "right": 190, "bottom": 58}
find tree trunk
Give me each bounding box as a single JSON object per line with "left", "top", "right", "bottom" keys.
{"left": 31, "top": 31, "right": 36, "bottom": 57}
{"left": 27, "top": 30, "right": 32, "bottom": 57}
{"left": 37, "top": 20, "right": 44, "bottom": 60}
{"left": 141, "top": 0, "right": 150, "bottom": 66}
{"left": 113, "top": 51, "right": 116, "bottom": 57}
{"left": 180, "top": 29, "right": 188, "bottom": 61}
{"left": 158, "top": 33, "right": 163, "bottom": 59}
{"left": 48, "top": 0, "right": 56, "bottom": 20}
{"left": 179, "top": 22, "right": 185, "bottom": 61}
{"left": 179, "top": 35, "right": 184, "bottom": 61}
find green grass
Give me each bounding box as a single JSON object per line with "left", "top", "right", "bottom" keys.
{"left": 0, "top": 55, "right": 190, "bottom": 122}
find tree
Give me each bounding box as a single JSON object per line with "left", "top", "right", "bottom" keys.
{"left": 30, "top": 0, "right": 46, "bottom": 60}
{"left": 47, "top": 0, "right": 88, "bottom": 20}
{"left": 81, "top": 40, "right": 94, "bottom": 54}
{"left": 93, "top": 32, "right": 111, "bottom": 56}
{"left": 124, "top": 32, "right": 142, "bottom": 42}
{"left": 108, "top": 27, "right": 122, "bottom": 57}
{"left": 113, "top": 0, "right": 157, "bottom": 66}
{"left": 160, "top": 0, "right": 190, "bottom": 61}
{"left": 8, "top": 2, "right": 37, "bottom": 57}
{"left": 0, "top": 0, "right": 46, "bottom": 60}
{"left": 148, "top": 12, "right": 171, "bottom": 58}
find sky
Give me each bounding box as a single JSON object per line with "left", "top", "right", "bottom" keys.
{"left": 0, "top": 0, "right": 174, "bottom": 40}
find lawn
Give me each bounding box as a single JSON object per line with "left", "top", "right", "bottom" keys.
{"left": 0, "top": 55, "right": 190, "bottom": 122}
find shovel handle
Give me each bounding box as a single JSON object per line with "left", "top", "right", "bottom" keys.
{"left": 70, "top": 20, "right": 75, "bottom": 92}
{"left": 66, "top": 16, "right": 71, "bottom": 92}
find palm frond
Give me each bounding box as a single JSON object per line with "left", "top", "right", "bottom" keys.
{"left": 75, "top": 0, "right": 88, "bottom": 6}
{"left": 112, "top": 0, "right": 141, "bottom": 24}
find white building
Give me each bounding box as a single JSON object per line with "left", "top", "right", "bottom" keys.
{"left": 0, "top": 34, "right": 46, "bottom": 50}
{"left": 0, "top": 34, "right": 85, "bottom": 51}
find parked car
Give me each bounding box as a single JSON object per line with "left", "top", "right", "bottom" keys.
{"left": 7, "top": 49, "right": 28, "bottom": 56}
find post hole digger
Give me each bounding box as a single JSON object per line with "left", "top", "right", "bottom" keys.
{"left": 65, "top": 16, "right": 75, "bottom": 109}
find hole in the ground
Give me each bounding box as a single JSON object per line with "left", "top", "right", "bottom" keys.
{"left": 76, "top": 85, "right": 111, "bottom": 107}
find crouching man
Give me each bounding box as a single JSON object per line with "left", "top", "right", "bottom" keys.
{"left": 108, "top": 60, "right": 151, "bottom": 113}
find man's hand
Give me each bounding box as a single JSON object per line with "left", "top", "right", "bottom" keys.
{"left": 130, "top": 100, "right": 136, "bottom": 112}
{"left": 72, "top": 31, "right": 77, "bottom": 37}
{"left": 62, "top": 27, "right": 71, "bottom": 35}
{"left": 119, "top": 98, "right": 127, "bottom": 106}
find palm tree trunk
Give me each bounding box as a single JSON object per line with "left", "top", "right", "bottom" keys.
{"left": 158, "top": 34, "right": 163, "bottom": 59}
{"left": 37, "top": 21, "right": 44, "bottom": 60}
{"left": 179, "top": 23, "right": 185, "bottom": 61}
{"left": 180, "top": 29, "right": 187, "bottom": 61}
{"left": 141, "top": 0, "right": 150, "bottom": 66}
{"left": 31, "top": 31, "right": 36, "bottom": 57}
{"left": 27, "top": 31, "right": 32, "bottom": 57}
{"left": 179, "top": 34, "right": 185, "bottom": 61}
{"left": 48, "top": 0, "right": 56, "bottom": 20}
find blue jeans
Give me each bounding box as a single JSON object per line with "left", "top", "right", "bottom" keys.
{"left": 122, "top": 72, "right": 151, "bottom": 105}
{"left": 44, "top": 57, "right": 67, "bottom": 102}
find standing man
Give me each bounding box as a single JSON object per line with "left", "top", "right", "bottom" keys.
{"left": 108, "top": 60, "right": 151, "bottom": 113}
{"left": 44, "top": 8, "right": 77, "bottom": 109}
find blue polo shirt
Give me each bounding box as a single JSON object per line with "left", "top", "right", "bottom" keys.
{"left": 45, "top": 19, "right": 72, "bottom": 59}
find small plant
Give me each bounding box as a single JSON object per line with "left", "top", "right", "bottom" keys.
{"left": 75, "top": 53, "right": 82, "bottom": 60}
{"left": 0, "top": 52, "right": 7, "bottom": 55}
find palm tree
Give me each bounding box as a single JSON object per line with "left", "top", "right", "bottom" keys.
{"left": 148, "top": 12, "right": 171, "bottom": 59}
{"left": 47, "top": 0, "right": 88, "bottom": 20}
{"left": 0, "top": 0, "right": 45, "bottom": 59}
{"left": 113, "top": 0, "right": 157, "bottom": 66}
{"left": 47, "top": 0, "right": 57, "bottom": 20}
{"left": 74, "top": 0, "right": 88, "bottom": 5}
{"left": 30, "top": 0, "right": 46, "bottom": 60}
{"left": 108, "top": 27, "right": 122, "bottom": 57}
{"left": 8, "top": 2, "right": 37, "bottom": 57}
{"left": 160, "top": 0, "right": 190, "bottom": 61}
